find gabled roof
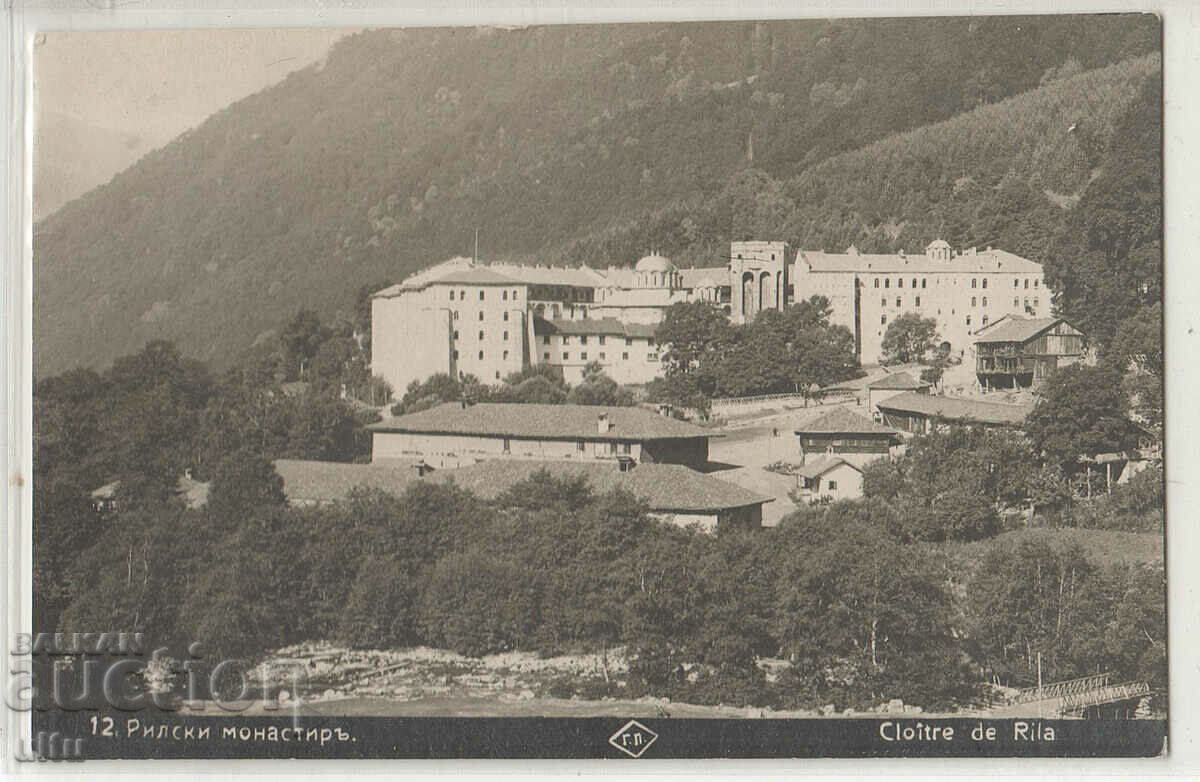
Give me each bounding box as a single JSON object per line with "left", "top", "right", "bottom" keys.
{"left": 973, "top": 316, "right": 1080, "bottom": 344}
{"left": 274, "top": 458, "right": 770, "bottom": 513}
{"left": 428, "top": 268, "right": 523, "bottom": 286}
{"left": 795, "top": 456, "right": 862, "bottom": 480}
{"left": 533, "top": 317, "right": 657, "bottom": 339}
{"left": 795, "top": 406, "right": 899, "bottom": 436}
{"left": 369, "top": 402, "right": 716, "bottom": 441}
{"left": 442, "top": 460, "right": 772, "bottom": 513}
{"left": 867, "top": 371, "right": 930, "bottom": 391}
{"left": 875, "top": 392, "right": 1031, "bottom": 426}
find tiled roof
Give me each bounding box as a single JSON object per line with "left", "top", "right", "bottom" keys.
{"left": 275, "top": 459, "right": 422, "bottom": 504}
{"left": 797, "top": 248, "right": 1042, "bottom": 275}
{"left": 973, "top": 316, "right": 1077, "bottom": 344}
{"left": 441, "top": 460, "right": 772, "bottom": 512}
{"left": 427, "top": 268, "right": 523, "bottom": 286}
{"left": 533, "top": 317, "right": 657, "bottom": 339}
{"left": 795, "top": 406, "right": 899, "bottom": 436}
{"left": 867, "top": 371, "right": 930, "bottom": 391}
{"left": 486, "top": 263, "right": 607, "bottom": 288}
{"left": 876, "top": 392, "right": 1032, "bottom": 426}
{"left": 369, "top": 402, "right": 716, "bottom": 441}
{"left": 677, "top": 267, "right": 728, "bottom": 288}
{"left": 795, "top": 456, "right": 862, "bottom": 479}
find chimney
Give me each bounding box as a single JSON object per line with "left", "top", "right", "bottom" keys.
{"left": 597, "top": 414, "right": 611, "bottom": 434}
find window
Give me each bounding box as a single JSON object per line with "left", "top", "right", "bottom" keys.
{"left": 921, "top": 278, "right": 927, "bottom": 289}
{"left": 625, "top": 337, "right": 633, "bottom": 346}
{"left": 576, "top": 441, "right": 585, "bottom": 452}
{"left": 1024, "top": 279, "right": 1030, "bottom": 289}
{"left": 580, "top": 336, "right": 588, "bottom": 345}
{"left": 513, "top": 289, "right": 519, "bottom": 299}
{"left": 496, "top": 371, "right": 501, "bottom": 380}
{"left": 503, "top": 311, "right": 509, "bottom": 321}
{"left": 478, "top": 351, "right": 484, "bottom": 360}
{"left": 478, "top": 330, "right": 484, "bottom": 340}
{"left": 478, "top": 311, "right": 484, "bottom": 321}
{"left": 912, "top": 278, "right": 917, "bottom": 289}
{"left": 449, "top": 290, "right": 455, "bottom": 301}
{"left": 502, "top": 290, "right": 508, "bottom": 301}
{"left": 898, "top": 278, "right": 904, "bottom": 288}
{"left": 503, "top": 350, "right": 509, "bottom": 360}
{"left": 895, "top": 297, "right": 901, "bottom": 307}
{"left": 599, "top": 335, "right": 606, "bottom": 345}
{"left": 542, "top": 335, "right": 550, "bottom": 345}
{"left": 1033, "top": 297, "right": 1039, "bottom": 308}
{"left": 562, "top": 352, "right": 569, "bottom": 360}
{"left": 562, "top": 336, "right": 570, "bottom": 345}
{"left": 621, "top": 443, "right": 632, "bottom": 455}
{"left": 543, "top": 352, "right": 550, "bottom": 360}
{"left": 971, "top": 296, "right": 977, "bottom": 307}
{"left": 459, "top": 290, "right": 465, "bottom": 300}
{"left": 501, "top": 330, "right": 508, "bottom": 341}
{"left": 479, "top": 290, "right": 485, "bottom": 301}
{"left": 648, "top": 338, "right": 656, "bottom": 346}
{"left": 1034, "top": 279, "right": 1039, "bottom": 289}
{"left": 599, "top": 352, "right": 606, "bottom": 360}
{"left": 966, "top": 315, "right": 972, "bottom": 326}
{"left": 982, "top": 316, "right": 989, "bottom": 326}
{"left": 453, "top": 350, "right": 459, "bottom": 360}
{"left": 971, "top": 279, "right": 977, "bottom": 289}
{"left": 453, "top": 330, "right": 459, "bottom": 340}
{"left": 881, "top": 297, "right": 887, "bottom": 307}
{"left": 874, "top": 278, "right": 880, "bottom": 288}
{"left": 982, "top": 297, "right": 988, "bottom": 307}
{"left": 453, "top": 311, "right": 459, "bottom": 321}
{"left": 1014, "top": 297, "right": 1019, "bottom": 307}
{"left": 982, "top": 278, "right": 988, "bottom": 289}
{"left": 581, "top": 352, "right": 588, "bottom": 360}
{"left": 608, "top": 443, "right": 618, "bottom": 455}
{"left": 881, "top": 314, "right": 887, "bottom": 325}
{"left": 827, "top": 480, "right": 838, "bottom": 491}
{"left": 884, "top": 279, "right": 890, "bottom": 288}
{"left": 915, "top": 296, "right": 921, "bottom": 307}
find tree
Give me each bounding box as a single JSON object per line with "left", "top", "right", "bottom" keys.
{"left": 880, "top": 313, "right": 938, "bottom": 365}
{"left": 566, "top": 362, "right": 636, "bottom": 406}
{"left": 206, "top": 450, "right": 287, "bottom": 525}
{"left": 281, "top": 309, "right": 330, "bottom": 380}
{"left": 1025, "top": 364, "right": 1141, "bottom": 472}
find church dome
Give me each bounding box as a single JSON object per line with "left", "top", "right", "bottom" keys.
{"left": 635, "top": 253, "right": 675, "bottom": 273}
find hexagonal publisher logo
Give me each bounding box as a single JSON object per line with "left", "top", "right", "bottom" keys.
{"left": 608, "top": 719, "right": 658, "bottom": 758}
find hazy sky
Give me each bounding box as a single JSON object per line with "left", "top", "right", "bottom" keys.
{"left": 34, "top": 28, "right": 352, "bottom": 219}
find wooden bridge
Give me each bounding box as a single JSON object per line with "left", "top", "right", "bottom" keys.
{"left": 994, "top": 673, "right": 1153, "bottom": 718}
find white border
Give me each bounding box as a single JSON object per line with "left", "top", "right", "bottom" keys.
{"left": 3, "top": 0, "right": 1197, "bottom": 779}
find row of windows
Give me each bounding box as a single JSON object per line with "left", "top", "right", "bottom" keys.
{"left": 448, "top": 288, "right": 522, "bottom": 301}
{"left": 873, "top": 276, "right": 1041, "bottom": 291}
{"left": 454, "top": 330, "right": 514, "bottom": 341}
{"left": 451, "top": 310, "right": 514, "bottom": 322}
{"left": 574, "top": 441, "right": 633, "bottom": 455}
{"left": 875, "top": 278, "right": 927, "bottom": 289}
{"left": 544, "top": 351, "right": 639, "bottom": 362}
{"left": 541, "top": 335, "right": 647, "bottom": 346}
{"left": 453, "top": 350, "right": 514, "bottom": 361}
{"left": 882, "top": 296, "right": 922, "bottom": 308}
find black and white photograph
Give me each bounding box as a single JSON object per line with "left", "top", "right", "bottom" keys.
{"left": 10, "top": 7, "right": 1173, "bottom": 763}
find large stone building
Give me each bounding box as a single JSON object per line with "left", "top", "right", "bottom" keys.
{"left": 370, "top": 239, "right": 1051, "bottom": 393}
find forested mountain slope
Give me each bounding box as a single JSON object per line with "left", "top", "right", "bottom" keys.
{"left": 33, "top": 16, "right": 1158, "bottom": 375}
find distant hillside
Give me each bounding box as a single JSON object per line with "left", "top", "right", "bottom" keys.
{"left": 558, "top": 53, "right": 1160, "bottom": 270}
{"left": 33, "top": 15, "right": 1159, "bottom": 376}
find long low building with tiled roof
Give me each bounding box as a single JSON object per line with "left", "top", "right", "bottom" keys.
{"left": 273, "top": 457, "right": 770, "bottom": 532}
{"left": 369, "top": 402, "right": 717, "bottom": 470}
{"left": 876, "top": 391, "right": 1033, "bottom": 433}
